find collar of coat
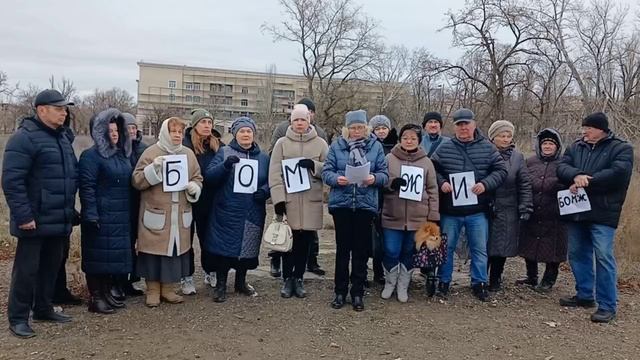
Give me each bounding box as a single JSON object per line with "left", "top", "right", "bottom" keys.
{"left": 285, "top": 125, "right": 318, "bottom": 143}
{"left": 390, "top": 143, "right": 427, "bottom": 161}
{"left": 451, "top": 128, "right": 488, "bottom": 147}
{"left": 20, "top": 115, "right": 73, "bottom": 140}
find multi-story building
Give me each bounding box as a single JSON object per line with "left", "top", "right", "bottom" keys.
{"left": 137, "top": 62, "right": 313, "bottom": 135}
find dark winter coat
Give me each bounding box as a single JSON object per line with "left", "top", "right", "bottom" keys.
{"left": 556, "top": 131, "right": 634, "bottom": 228}
{"left": 129, "top": 130, "right": 149, "bottom": 239}
{"left": 79, "top": 108, "right": 133, "bottom": 274}
{"left": 2, "top": 115, "right": 78, "bottom": 238}
{"left": 519, "top": 128, "right": 568, "bottom": 263}
{"left": 322, "top": 135, "right": 389, "bottom": 214}
{"left": 431, "top": 129, "right": 508, "bottom": 216}
{"left": 378, "top": 128, "right": 398, "bottom": 155}
{"left": 487, "top": 145, "right": 533, "bottom": 257}
{"left": 205, "top": 140, "right": 270, "bottom": 261}
{"left": 183, "top": 127, "right": 223, "bottom": 230}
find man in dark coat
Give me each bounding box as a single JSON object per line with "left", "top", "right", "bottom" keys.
{"left": 431, "top": 108, "right": 507, "bottom": 302}
{"left": 556, "top": 112, "right": 634, "bottom": 323}
{"left": 269, "top": 98, "right": 328, "bottom": 278}
{"left": 2, "top": 89, "right": 78, "bottom": 338}
{"left": 420, "top": 111, "right": 450, "bottom": 157}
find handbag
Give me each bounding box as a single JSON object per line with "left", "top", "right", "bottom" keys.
{"left": 262, "top": 216, "right": 293, "bottom": 253}
{"left": 412, "top": 233, "right": 448, "bottom": 269}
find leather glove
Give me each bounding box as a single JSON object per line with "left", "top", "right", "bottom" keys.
{"left": 253, "top": 189, "right": 267, "bottom": 202}
{"left": 274, "top": 202, "right": 287, "bottom": 216}
{"left": 224, "top": 155, "right": 240, "bottom": 170}
{"left": 83, "top": 220, "right": 100, "bottom": 231}
{"left": 186, "top": 181, "right": 200, "bottom": 195}
{"left": 519, "top": 213, "right": 531, "bottom": 221}
{"left": 298, "top": 158, "right": 315, "bottom": 170}
{"left": 390, "top": 177, "right": 407, "bottom": 191}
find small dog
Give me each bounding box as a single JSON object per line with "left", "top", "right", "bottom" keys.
{"left": 415, "top": 221, "right": 441, "bottom": 251}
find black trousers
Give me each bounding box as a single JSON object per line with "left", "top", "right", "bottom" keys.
{"left": 53, "top": 237, "right": 72, "bottom": 297}
{"left": 307, "top": 231, "right": 320, "bottom": 267}
{"left": 371, "top": 217, "right": 384, "bottom": 279}
{"left": 488, "top": 256, "right": 507, "bottom": 283}
{"left": 8, "top": 236, "right": 66, "bottom": 325}
{"left": 525, "top": 259, "right": 560, "bottom": 285}
{"left": 282, "top": 230, "right": 313, "bottom": 279}
{"left": 332, "top": 209, "right": 375, "bottom": 298}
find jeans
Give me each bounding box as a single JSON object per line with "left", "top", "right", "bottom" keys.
{"left": 8, "top": 236, "right": 66, "bottom": 325}
{"left": 439, "top": 213, "right": 489, "bottom": 285}
{"left": 332, "top": 208, "right": 375, "bottom": 298}
{"left": 568, "top": 222, "right": 617, "bottom": 312}
{"left": 382, "top": 229, "right": 415, "bottom": 270}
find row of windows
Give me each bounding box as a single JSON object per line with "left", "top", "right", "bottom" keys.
{"left": 169, "top": 80, "right": 248, "bottom": 95}
{"left": 167, "top": 93, "right": 247, "bottom": 106}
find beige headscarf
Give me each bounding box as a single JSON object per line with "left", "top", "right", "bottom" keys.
{"left": 157, "top": 117, "right": 184, "bottom": 154}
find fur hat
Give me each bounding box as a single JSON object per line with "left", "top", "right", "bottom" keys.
{"left": 369, "top": 115, "right": 391, "bottom": 129}
{"left": 290, "top": 104, "right": 310, "bottom": 123}
{"left": 231, "top": 116, "right": 256, "bottom": 137}
{"left": 582, "top": 112, "right": 609, "bottom": 131}
{"left": 488, "top": 120, "right": 515, "bottom": 140}
{"left": 345, "top": 109, "right": 367, "bottom": 127}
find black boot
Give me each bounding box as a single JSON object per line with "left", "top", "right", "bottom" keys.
{"left": 436, "top": 282, "right": 450, "bottom": 298}
{"left": 87, "top": 275, "right": 115, "bottom": 314}
{"left": 280, "top": 277, "right": 294, "bottom": 298}
{"left": 515, "top": 259, "right": 539, "bottom": 287}
{"left": 293, "top": 278, "right": 306, "bottom": 298}
{"left": 306, "top": 256, "right": 325, "bottom": 276}
{"left": 424, "top": 268, "right": 438, "bottom": 297}
{"left": 109, "top": 275, "right": 126, "bottom": 301}
{"left": 472, "top": 283, "right": 490, "bottom": 302}
{"left": 102, "top": 276, "right": 125, "bottom": 309}
{"left": 270, "top": 255, "right": 282, "bottom": 278}
{"left": 212, "top": 270, "right": 228, "bottom": 303}
{"left": 122, "top": 275, "right": 144, "bottom": 296}
{"left": 234, "top": 269, "right": 257, "bottom": 297}
{"left": 535, "top": 263, "right": 559, "bottom": 294}
{"left": 488, "top": 257, "right": 505, "bottom": 292}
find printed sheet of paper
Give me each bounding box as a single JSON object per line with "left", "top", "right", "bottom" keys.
{"left": 449, "top": 171, "right": 478, "bottom": 206}
{"left": 162, "top": 154, "right": 188, "bottom": 192}
{"left": 399, "top": 165, "right": 424, "bottom": 202}
{"left": 345, "top": 162, "right": 371, "bottom": 186}
{"left": 282, "top": 157, "right": 311, "bottom": 194}
{"left": 558, "top": 188, "right": 592, "bottom": 215}
{"left": 233, "top": 158, "right": 259, "bottom": 194}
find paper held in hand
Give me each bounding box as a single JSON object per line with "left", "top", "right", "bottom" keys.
{"left": 233, "top": 158, "right": 259, "bottom": 194}
{"left": 162, "top": 154, "right": 189, "bottom": 192}
{"left": 345, "top": 162, "right": 371, "bottom": 186}
{"left": 399, "top": 165, "right": 424, "bottom": 202}
{"left": 449, "top": 171, "right": 478, "bottom": 206}
{"left": 282, "top": 157, "right": 311, "bottom": 194}
{"left": 557, "top": 188, "right": 592, "bottom": 215}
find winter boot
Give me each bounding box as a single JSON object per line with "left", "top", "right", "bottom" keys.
{"left": 109, "top": 275, "right": 126, "bottom": 301}
{"left": 160, "top": 283, "right": 184, "bottom": 304}
{"left": 472, "top": 283, "right": 490, "bottom": 302}
{"left": 396, "top": 264, "right": 412, "bottom": 303}
{"left": 280, "top": 277, "right": 294, "bottom": 298}
{"left": 145, "top": 281, "right": 161, "bottom": 307}
{"left": 212, "top": 273, "right": 228, "bottom": 303}
{"left": 293, "top": 278, "right": 306, "bottom": 298}
{"left": 102, "top": 276, "right": 125, "bottom": 309}
{"left": 234, "top": 269, "right": 257, "bottom": 297}
{"left": 381, "top": 265, "right": 399, "bottom": 300}
{"left": 87, "top": 275, "right": 114, "bottom": 314}
{"left": 424, "top": 268, "right": 438, "bottom": 297}
{"left": 436, "top": 281, "right": 450, "bottom": 298}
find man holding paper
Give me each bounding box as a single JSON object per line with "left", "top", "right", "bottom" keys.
{"left": 269, "top": 104, "right": 328, "bottom": 299}
{"left": 431, "top": 108, "right": 507, "bottom": 301}
{"left": 556, "top": 112, "right": 634, "bottom": 323}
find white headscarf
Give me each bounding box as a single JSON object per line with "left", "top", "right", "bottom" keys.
{"left": 157, "top": 118, "right": 184, "bottom": 154}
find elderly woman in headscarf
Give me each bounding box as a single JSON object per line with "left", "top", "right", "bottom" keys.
{"left": 79, "top": 108, "right": 132, "bottom": 314}
{"left": 517, "top": 128, "right": 567, "bottom": 293}
{"left": 132, "top": 117, "right": 203, "bottom": 307}
{"left": 204, "top": 117, "right": 270, "bottom": 303}
{"left": 486, "top": 120, "right": 533, "bottom": 292}
{"left": 322, "top": 110, "right": 388, "bottom": 312}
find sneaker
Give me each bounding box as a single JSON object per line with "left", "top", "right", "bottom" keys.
{"left": 559, "top": 295, "right": 596, "bottom": 308}
{"left": 203, "top": 272, "right": 216, "bottom": 287}
{"left": 235, "top": 283, "right": 258, "bottom": 297}
{"left": 590, "top": 309, "right": 616, "bottom": 323}
{"left": 180, "top": 276, "right": 197, "bottom": 295}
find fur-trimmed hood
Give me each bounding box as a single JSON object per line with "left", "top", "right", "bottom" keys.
{"left": 90, "top": 108, "right": 132, "bottom": 158}
{"left": 535, "top": 128, "right": 563, "bottom": 161}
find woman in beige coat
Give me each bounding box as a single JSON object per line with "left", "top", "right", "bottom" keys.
{"left": 381, "top": 124, "right": 439, "bottom": 303}
{"left": 269, "top": 104, "right": 328, "bottom": 299}
{"left": 132, "top": 117, "right": 203, "bottom": 307}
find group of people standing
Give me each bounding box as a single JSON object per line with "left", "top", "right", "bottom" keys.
{"left": 2, "top": 88, "right": 634, "bottom": 338}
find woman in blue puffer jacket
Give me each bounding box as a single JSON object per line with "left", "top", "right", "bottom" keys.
{"left": 322, "top": 110, "right": 388, "bottom": 312}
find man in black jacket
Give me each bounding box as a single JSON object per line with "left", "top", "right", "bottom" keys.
{"left": 431, "top": 108, "right": 507, "bottom": 301}
{"left": 2, "top": 89, "right": 79, "bottom": 338}
{"left": 556, "top": 112, "right": 634, "bottom": 323}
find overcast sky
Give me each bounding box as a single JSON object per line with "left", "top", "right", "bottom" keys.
{"left": 1, "top": 0, "right": 636, "bottom": 98}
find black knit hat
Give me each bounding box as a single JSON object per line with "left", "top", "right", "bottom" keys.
{"left": 582, "top": 112, "right": 609, "bottom": 131}
{"left": 422, "top": 111, "right": 442, "bottom": 128}
{"left": 297, "top": 98, "right": 315, "bottom": 112}
{"left": 399, "top": 123, "right": 423, "bottom": 144}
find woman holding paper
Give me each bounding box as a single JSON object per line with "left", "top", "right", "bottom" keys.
{"left": 204, "top": 117, "right": 270, "bottom": 303}
{"left": 517, "top": 128, "right": 567, "bottom": 293}
{"left": 79, "top": 108, "right": 133, "bottom": 314}
{"left": 380, "top": 124, "right": 439, "bottom": 303}
{"left": 322, "top": 109, "right": 388, "bottom": 311}
{"left": 269, "top": 104, "right": 329, "bottom": 299}
{"left": 486, "top": 120, "right": 533, "bottom": 292}
{"left": 132, "top": 117, "right": 203, "bottom": 307}
{"left": 181, "top": 109, "right": 223, "bottom": 295}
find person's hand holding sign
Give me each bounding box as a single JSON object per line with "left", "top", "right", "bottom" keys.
{"left": 337, "top": 176, "right": 349, "bottom": 186}
{"left": 297, "top": 159, "right": 314, "bottom": 170}
{"left": 363, "top": 174, "right": 376, "bottom": 186}
{"left": 471, "top": 182, "right": 486, "bottom": 195}
{"left": 224, "top": 155, "right": 240, "bottom": 170}
{"left": 186, "top": 181, "right": 200, "bottom": 196}
{"left": 153, "top": 156, "right": 165, "bottom": 179}
{"left": 441, "top": 182, "right": 452, "bottom": 193}
{"left": 390, "top": 177, "right": 407, "bottom": 191}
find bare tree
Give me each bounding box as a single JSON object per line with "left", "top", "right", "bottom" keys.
{"left": 255, "top": 64, "right": 280, "bottom": 145}
{"left": 145, "top": 103, "right": 173, "bottom": 137}
{"left": 83, "top": 87, "right": 136, "bottom": 114}
{"left": 263, "top": 0, "right": 382, "bottom": 132}
{"left": 48, "top": 75, "right": 76, "bottom": 99}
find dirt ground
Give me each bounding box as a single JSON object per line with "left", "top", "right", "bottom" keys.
{"left": 1, "top": 228, "right": 639, "bottom": 360}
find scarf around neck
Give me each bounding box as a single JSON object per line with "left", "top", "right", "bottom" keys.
{"left": 348, "top": 137, "right": 368, "bottom": 166}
